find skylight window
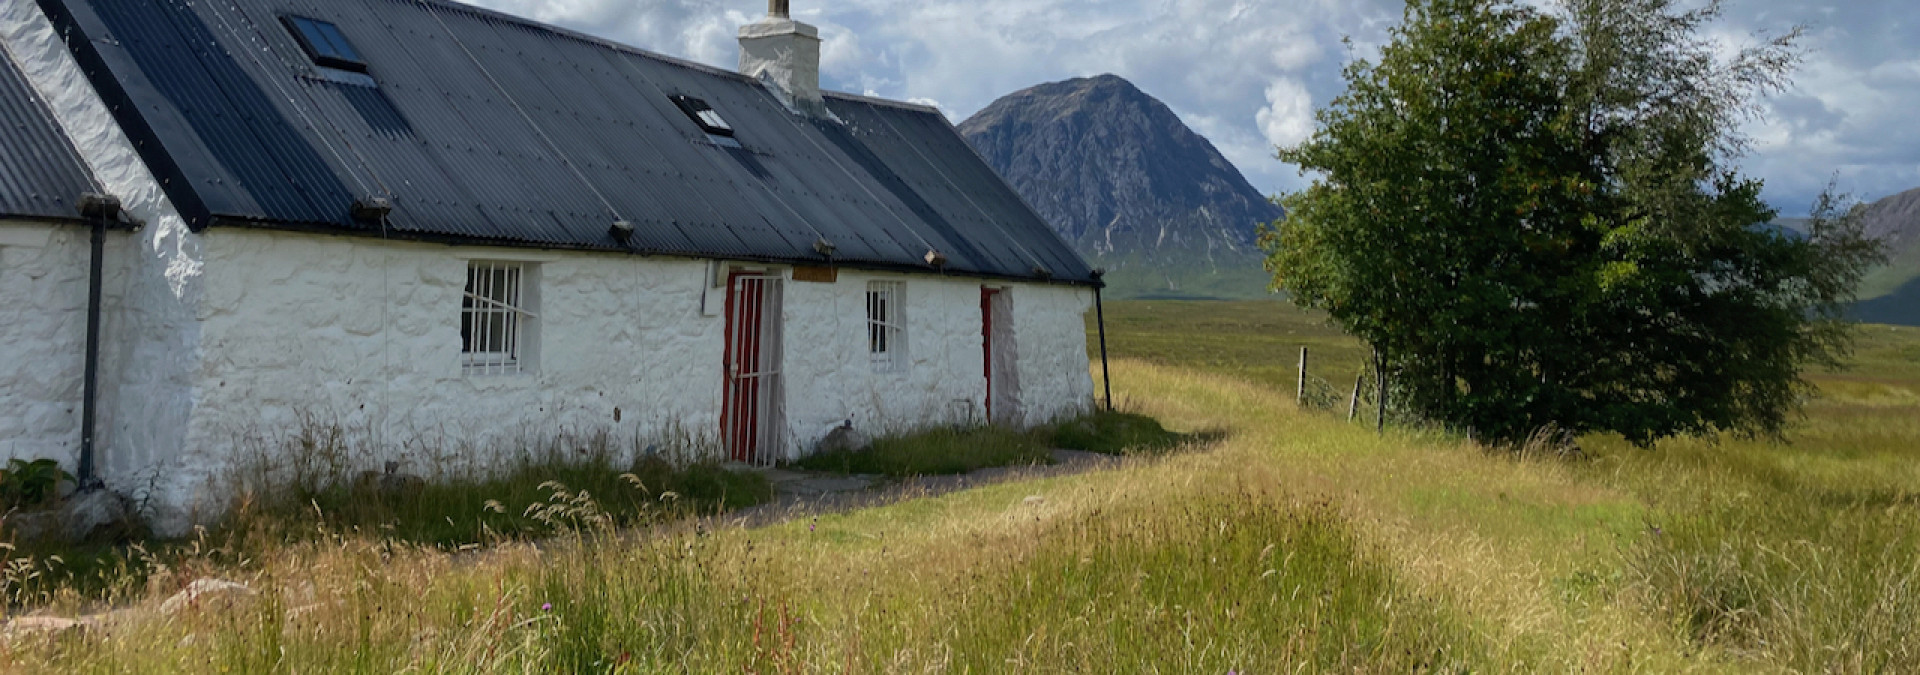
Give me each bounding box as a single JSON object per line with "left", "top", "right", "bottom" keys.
{"left": 282, "top": 16, "right": 368, "bottom": 73}
{"left": 671, "top": 96, "right": 735, "bottom": 137}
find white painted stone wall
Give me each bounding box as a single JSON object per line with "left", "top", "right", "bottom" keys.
{"left": 0, "top": 222, "right": 89, "bottom": 465}
{"left": 189, "top": 233, "right": 1096, "bottom": 469}
{"left": 782, "top": 270, "right": 991, "bottom": 449}
{"left": 188, "top": 232, "right": 730, "bottom": 479}
{"left": 4, "top": 0, "right": 209, "bottom": 534}
{"left": 1002, "top": 284, "right": 1098, "bottom": 426}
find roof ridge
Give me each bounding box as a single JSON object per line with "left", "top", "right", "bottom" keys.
{"left": 822, "top": 91, "right": 942, "bottom": 115}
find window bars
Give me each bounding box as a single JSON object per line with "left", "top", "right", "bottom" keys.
{"left": 867, "top": 281, "right": 906, "bottom": 371}
{"left": 463, "top": 261, "right": 535, "bottom": 375}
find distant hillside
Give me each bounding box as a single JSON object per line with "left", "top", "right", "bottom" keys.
{"left": 958, "top": 75, "right": 1281, "bottom": 299}
{"left": 1850, "top": 188, "right": 1920, "bottom": 326}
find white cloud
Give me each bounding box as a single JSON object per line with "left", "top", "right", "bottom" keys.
{"left": 1256, "top": 80, "right": 1315, "bottom": 150}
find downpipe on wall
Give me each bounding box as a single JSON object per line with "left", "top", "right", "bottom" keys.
{"left": 75, "top": 193, "right": 122, "bottom": 491}
{"left": 1091, "top": 271, "right": 1113, "bottom": 412}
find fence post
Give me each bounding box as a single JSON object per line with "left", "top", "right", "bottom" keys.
{"left": 1347, "top": 372, "right": 1362, "bottom": 422}
{"left": 1375, "top": 348, "right": 1388, "bottom": 434}
{"left": 1297, "top": 347, "right": 1309, "bottom": 406}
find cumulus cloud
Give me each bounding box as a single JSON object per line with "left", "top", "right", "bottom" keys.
{"left": 463, "top": 0, "right": 1918, "bottom": 212}
{"left": 1257, "top": 80, "right": 1316, "bottom": 149}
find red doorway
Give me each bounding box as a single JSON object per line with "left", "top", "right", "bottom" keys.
{"left": 722, "top": 271, "right": 783, "bottom": 464}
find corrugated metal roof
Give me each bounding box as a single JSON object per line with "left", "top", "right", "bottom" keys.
{"left": 0, "top": 46, "right": 95, "bottom": 222}
{"left": 32, "top": 0, "right": 1095, "bottom": 284}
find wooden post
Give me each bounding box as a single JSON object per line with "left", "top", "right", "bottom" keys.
{"left": 1374, "top": 348, "right": 1387, "bottom": 434}
{"left": 1347, "top": 372, "right": 1362, "bottom": 422}
{"left": 1296, "top": 347, "right": 1309, "bottom": 406}
{"left": 1094, "top": 286, "right": 1113, "bottom": 412}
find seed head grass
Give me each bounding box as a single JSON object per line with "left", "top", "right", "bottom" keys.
{"left": 0, "top": 301, "right": 1914, "bottom": 673}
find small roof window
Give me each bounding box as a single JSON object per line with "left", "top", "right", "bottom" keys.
{"left": 282, "top": 16, "right": 368, "bottom": 73}
{"left": 671, "top": 96, "right": 735, "bottom": 137}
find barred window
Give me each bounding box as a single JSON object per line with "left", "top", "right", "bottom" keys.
{"left": 867, "top": 281, "right": 906, "bottom": 371}
{"left": 462, "top": 261, "right": 536, "bottom": 375}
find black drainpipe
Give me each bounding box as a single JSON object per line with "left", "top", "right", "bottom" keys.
{"left": 1091, "top": 271, "right": 1113, "bottom": 412}
{"left": 76, "top": 193, "right": 120, "bottom": 490}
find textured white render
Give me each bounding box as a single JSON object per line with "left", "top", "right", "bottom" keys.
{"left": 779, "top": 272, "right": 1090, "bottom": 444}
{"left": 191, "top": 234, "right": 1095, "bottom": 468}
{"left": 1004, "top": 284, "right": 1096, "bottom": 426}
{"left": 3, "top": 0, "right": 209, "bottom": 533}
{"left": 188, "top": 232, "right": 730, "bottom": 474}
{"left": 0, "top": 222, "right": 88, "bottom": 464}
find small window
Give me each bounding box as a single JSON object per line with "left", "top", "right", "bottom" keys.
{"left": 283, "top": 16, "right": 368, "bottom": 73}
{"left": 867, "top": 281, "right": 906, "bottom": 371}
{"left": 671, "top": 95, "right": 735, "bottom": 137}
{"left": 463, "top": 261, "right": 537, "bottom": 375}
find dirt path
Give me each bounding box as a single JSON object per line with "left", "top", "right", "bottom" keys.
{"left": 719, "top": 449, "right": 1123, "bottom": 529}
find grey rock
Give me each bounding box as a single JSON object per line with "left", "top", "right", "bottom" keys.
{"left": 160, "top": 579, "right": 255, "bottom": 616}
{"left": 2, "top": 616, "right": 93, "bottom": 639}
{"left": 355, "top": 461, "right": 426, "bottom": 499}
{"left": 814, "top": 423, "right": 872, "bottom": 455}
{"left": 2, "top": 490, "right": 131, "bottom": 543}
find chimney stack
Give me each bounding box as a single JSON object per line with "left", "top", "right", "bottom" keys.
{"left": 739, "top": 0, "right": 824, "bottom": 116}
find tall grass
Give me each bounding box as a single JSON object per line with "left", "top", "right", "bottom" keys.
{"left": 1, "top": 301, "right": 1914, "bottom": 672}
{"left": 1631, "top": 498, "right": 1920, "bottom": 670}
{"left": 944, "top": 492, "right": 1483, "bottom": 671}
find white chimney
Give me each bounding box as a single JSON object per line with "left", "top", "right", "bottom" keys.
{"left": 739, "top": 0, "right": 825, "bottom": 116}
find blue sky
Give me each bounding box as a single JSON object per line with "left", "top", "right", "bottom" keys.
{"left": 470, "top": 0, "right": 1920, "bottom": 216}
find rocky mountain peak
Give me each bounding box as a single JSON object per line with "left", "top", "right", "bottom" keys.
{"left": 958, "top": 74, "right": 1281, "bottom": 260}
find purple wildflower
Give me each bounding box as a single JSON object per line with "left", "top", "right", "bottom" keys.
{"left": 541, "top": 602, "right": 553, "bottom": 612}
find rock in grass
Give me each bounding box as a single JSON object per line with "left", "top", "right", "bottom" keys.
{"left": 2, "top": 616, "right": 94, "bottom": 639}
{"left": 1, "top": 490, "right": 132, "bottom": 544}
{"left": 160, "top": 579, "right": 255, "bottom": 616}
{"left": 815, "top": 422, "right": 873, "bottom": 455}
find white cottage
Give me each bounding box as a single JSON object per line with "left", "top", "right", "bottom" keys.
{"left": 0, "top": 0, "right": 1101, "bottom": 533}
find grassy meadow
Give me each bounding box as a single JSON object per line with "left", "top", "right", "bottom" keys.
{"left": 1, "top": 300, "right": 1917, "bottom": 672}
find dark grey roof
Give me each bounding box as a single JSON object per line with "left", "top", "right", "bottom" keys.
{"left": 33, "top": 0, "right": 1094, "bottom": 284}
{"left": 0, "top": 48, "right": 95, "bottom": 222}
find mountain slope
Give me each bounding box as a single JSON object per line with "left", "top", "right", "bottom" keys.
{"left": 1849, "top": 188, "right": 1920, "bottom": 326}
{"left": 959, "top": 75, "right": 1281, "bottom": 299}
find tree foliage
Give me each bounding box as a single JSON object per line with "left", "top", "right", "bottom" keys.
{"left": 1263, "top": 0, "right": 1885, "bottom": 446}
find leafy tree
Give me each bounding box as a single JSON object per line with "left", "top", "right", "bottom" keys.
{"left": 1263, "top": 0, "right": 1884, "bottom": 446}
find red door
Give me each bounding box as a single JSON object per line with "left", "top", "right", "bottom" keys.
{"left": 981, "top": 288, "right": 998, "bottom": 421}
{"left": 722, "top": 272, "right": 782, "bottom": 464}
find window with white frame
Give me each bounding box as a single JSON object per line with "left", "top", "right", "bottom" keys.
{"left": 866, "top": 281, "right": 906, "bottom": 371}
{"left": 462, "top": 261, "right": 536, "bottom": 375}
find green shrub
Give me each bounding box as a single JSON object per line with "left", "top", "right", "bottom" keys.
{"left": 0, "top": 459, "right": 74, "bottom": 510}
{"left": 1049, "top": 410, "right": 1201, "bottom": 455}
